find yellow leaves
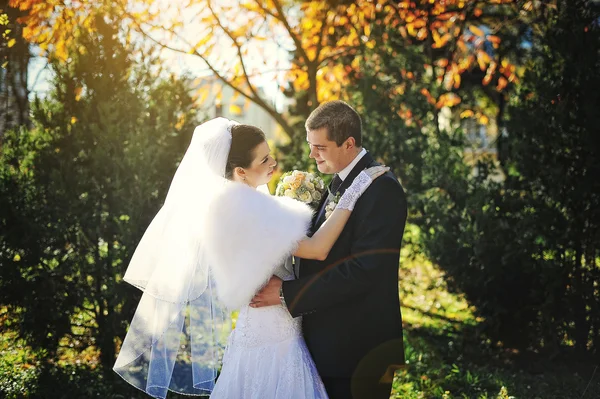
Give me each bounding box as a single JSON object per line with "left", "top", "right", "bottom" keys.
{"left": 70, "top": 116, "right": 77, "bottom": 124}
{"left": 452, "top": 70, "right": 461, "bottom": 89}
{"left": 460, "top": 109, "right": 489, "bottom": 125}
{"left": 7, "top": 38, "right": 15, "bottom": 47}
{"left": 190, "top": 36, "right": 211, "bottom": 54}
{"left": 477, "top": 50, "right": 491, "bottom": 71}
{"left": 14, "top": 0, "right": 101, "bottom": 61}
{"left": 432, "top": 32, "right": 451, "bottom": 49}
{"left": 174, "top": 113, "right": 186, "bottom": 130}
{"left": 229, "top": 104, "right": 243, "bottom": 115}
{"left": 468, "top": 25, "right": 485, "bottom": 37}
{"left": 55, "top": 40, "right": 68, "bottom": 62}
{"left": 460, "top": 110, "right": 475, "bottom": 118}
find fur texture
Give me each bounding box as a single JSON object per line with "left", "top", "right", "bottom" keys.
{"left": 203, "top": 182, "right": 313, "bottom": 309}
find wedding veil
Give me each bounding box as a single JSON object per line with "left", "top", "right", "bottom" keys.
{"left": 113, "top": 117, "right": 237, "bottom": 398}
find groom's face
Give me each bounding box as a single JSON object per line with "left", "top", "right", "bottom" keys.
{"left": 307, "top": 127, "right": 351, "bottom": 175}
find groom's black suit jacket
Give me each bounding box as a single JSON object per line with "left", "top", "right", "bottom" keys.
{"left": 282, "top": 152, "right": 407, "bottom": 380}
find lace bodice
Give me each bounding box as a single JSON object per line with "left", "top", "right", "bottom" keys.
{"left": 228, "top": 257, "right": 301, "bottom": 349}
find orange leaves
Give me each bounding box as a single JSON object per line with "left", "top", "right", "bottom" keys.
{"left": 74, "top": 87, "right": 83, "bottom": 102}
{"left": 421, "top": 88, "right": 436, "bottom": 105}
{"left": 436, "top": 93, "right": 461, "bottom": 109}
{"left": 10, "top": 0, "right": 112, "bottom": 61}
{"left": 496, "top": 76, "right": 508, "bottom": 91}
{"left": 419, "top": 87, "right": 462, "bottom": 109}
{"left": 486, "top": 34, "right": 501, "bottom": 48}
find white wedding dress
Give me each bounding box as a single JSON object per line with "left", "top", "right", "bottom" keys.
{"left": 114, "top": 118, "right": 329, "bottom": 398}
{"left": 210, "top": 260, "right": 328, "bottom": 399}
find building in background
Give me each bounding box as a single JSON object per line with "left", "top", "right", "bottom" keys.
{"left": 194, "top": 76, "right": 285, "bottom": 144}
{"left": 439, "top": 105, "right": 504, "bottom": 182}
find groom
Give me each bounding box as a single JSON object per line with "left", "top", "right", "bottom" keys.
{"left": 251, "top": 100, "right": 406, "bottom": 399}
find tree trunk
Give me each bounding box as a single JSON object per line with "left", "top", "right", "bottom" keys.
{"left": 0, "top": 0, "right": 30, "bottom": 137}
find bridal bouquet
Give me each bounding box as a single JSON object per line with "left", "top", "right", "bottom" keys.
{"left": 275, "top": 170, "right": 325, "bottom": 208}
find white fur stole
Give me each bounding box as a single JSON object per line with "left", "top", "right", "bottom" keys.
{"left": 203, "top": 182, "right": 313, "bottom": 309}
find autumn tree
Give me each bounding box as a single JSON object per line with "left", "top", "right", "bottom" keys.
{"left": 0, "top": 14, "right": 199, "bottom": 379}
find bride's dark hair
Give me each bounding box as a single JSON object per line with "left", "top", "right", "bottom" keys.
{"left": 225, "top": 124, "right": 267, "bottom": 179}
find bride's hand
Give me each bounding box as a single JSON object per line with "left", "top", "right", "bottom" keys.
{"left": 336, "top": 165, "right": 390, "bottom": 211}
{"left": 363, "top": 165, "right": 390, "bottom": 181}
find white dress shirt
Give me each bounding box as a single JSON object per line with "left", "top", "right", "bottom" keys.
{"left": 338, "top": 148, "right": 367, "bottom": 181}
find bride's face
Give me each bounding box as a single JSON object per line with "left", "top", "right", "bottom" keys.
{"left": 237, "top": 141, "right": 277, "bottom": 188}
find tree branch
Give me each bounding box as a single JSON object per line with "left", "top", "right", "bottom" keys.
{"left": 120, "top": 8, "right": 297, "bottom": 138}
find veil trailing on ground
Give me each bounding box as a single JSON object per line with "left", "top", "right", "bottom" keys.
{"left": 114, "top": 117, "right": 238, "bottom": 398}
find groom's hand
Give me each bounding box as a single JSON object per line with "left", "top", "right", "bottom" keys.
{"left": 250, "top": 276, "right": 282, "bottom": 308}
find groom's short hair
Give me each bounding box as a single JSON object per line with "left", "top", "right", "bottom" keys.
{"left": 306, "top": 100, "right": 362, "bottom": 147}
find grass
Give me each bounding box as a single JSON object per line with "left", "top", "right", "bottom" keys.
{"left": 2, "top": 227, "right": 599, "bottom": 398}
{"left": 391, "top": 227, "right": 600, "bottom": 398}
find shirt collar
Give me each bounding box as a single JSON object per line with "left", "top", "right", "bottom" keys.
{"left": 338, "top": 148, "right": 367, "bottom": 181}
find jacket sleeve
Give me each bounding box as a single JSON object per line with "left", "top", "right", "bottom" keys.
{"left": 282, "top": 175, "right": 407, "bottom": 317}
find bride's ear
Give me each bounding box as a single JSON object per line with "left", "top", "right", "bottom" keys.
{"left": 235, "top": 167, "right": 247, "bottom": 181}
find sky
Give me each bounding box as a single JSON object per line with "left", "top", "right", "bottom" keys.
{"left": 27, "top": 0, "right": 294, "bottom": 113}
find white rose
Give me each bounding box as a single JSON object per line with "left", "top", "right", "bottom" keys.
{"left": 284, "top": 189, "right": 297, "bottom": 199}
{"left": 305, "top": 181, "right": 315, "bottom": 191}
{"left": 312, "top": 191, "right": 322, "bottom": 201}
{"left": 298, "top": 191, "right": 312, "bottom": 203}
{"left": 283, "top": 175, "right": 294, "bottom": 184}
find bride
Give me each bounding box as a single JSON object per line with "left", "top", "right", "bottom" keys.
{"left": 113, "top": 117, "right": 386, "bottom": 398}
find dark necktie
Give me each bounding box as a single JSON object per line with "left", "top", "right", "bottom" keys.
{"left": 329, "top": 174, "right": 343, "bottom": 195}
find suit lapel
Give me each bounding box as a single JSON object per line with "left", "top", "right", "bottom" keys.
{"left": 298, "top": 152, "right": 376, "bottom": 278}
{"left": 312, "top": 152, "right": 375, "bottom": 231}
